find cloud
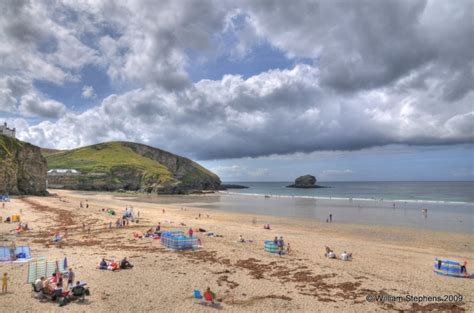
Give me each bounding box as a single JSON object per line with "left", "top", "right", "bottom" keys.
{"left": 241, "top": 0, "right": 474, "bottom": 98}
{"left": 13, "top": 63, "right": 474, "bottom": 158}
{"left": 81, "top": 86, "right": 96, "bottom": 99}
{"left": 210, "top": 164, "right": 269, "bottom": 180}
{"left": 2, "top": 0, "right": 473, "bottom": 161}
{"left": 320, "top": 169, "right": 354, "bottom": 177}
{"left": 19, "top": 93, "right": 66, "bottom": 119}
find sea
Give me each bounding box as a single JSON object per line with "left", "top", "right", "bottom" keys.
{"left": 222, "top": 181, "right": 474, "bottom": 204}
{"left": 126, "top": 181, "right": 474, "bottom": 233}
{"left": 212, "top": 181, "right": 473, "bottom": 233}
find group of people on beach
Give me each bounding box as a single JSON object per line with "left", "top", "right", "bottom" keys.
{"left": 98, "top": 257, "right": 134, "bottom": 271}
{"left": 273, "top": 236, "right": 288, "bottom": 256}
{"left": 325, "top": 246, "right": 352, "bottom": 261}
{"left": 33, "top": 268, "right": 89, "bottom": 301}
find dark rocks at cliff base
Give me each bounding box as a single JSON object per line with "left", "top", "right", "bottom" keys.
{"left": 286, "top": 175, "right": 328, "bottom": 188}
{"left": 218, "top": 184, "right": 249, "bottom": 190}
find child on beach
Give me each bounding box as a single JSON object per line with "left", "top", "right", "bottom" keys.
{"left": 203, "top": 287, "right": 216, "bottom": 304}
{"left": 2, "top": 273, "right": 9, "bottom": 293}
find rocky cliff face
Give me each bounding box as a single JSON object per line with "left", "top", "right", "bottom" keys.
{"left": 45, "top": 141, "right": 221, "bottom": 194}
{"left": 0, "top": 135, "right": 48, "bottom": 195}
{"left": 122, "top": 142, "right": 221, "bottom": 193}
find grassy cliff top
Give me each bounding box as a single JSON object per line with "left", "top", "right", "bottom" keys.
{"left": 46, "top": 142, "right": 174, "bottom": 181}
{"left": 0, "top": 135, "right": 24, "bottom": 159}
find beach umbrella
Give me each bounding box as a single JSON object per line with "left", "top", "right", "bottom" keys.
{"left": 63, "top": 257, "right": 68, "bottom": 270}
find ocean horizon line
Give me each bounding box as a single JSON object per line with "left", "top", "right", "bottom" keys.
{"left": 218, "top": 191, "right": 474, "bottom": 206}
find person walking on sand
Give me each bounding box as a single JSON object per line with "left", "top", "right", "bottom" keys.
{"left": 80, "top": 201, "right": 83, "bottom": 208}
{"left": 86, "top": 200, "right": 89, "bottom": 208}
{"left": 2, "top": 273, "right": 9, "bottom": 293}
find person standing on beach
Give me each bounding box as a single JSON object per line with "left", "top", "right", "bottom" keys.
{"left": 80, "top": 201, "right": 83, "bottom": 208}
{"left": 86, "top": 200, "right": 89, "bottom": 208}
{"left": 9, "top": 242, "right": 16, "bottom": 261}
{"left": 188, "top": 228, "right": 194, "bottom": 237}
{"left": 67, "top": 268, "right": 74, "bottom": 289}
{"left": 277, "top": 236, "right": 284, "bottom": 257}
{"left": 329, "top": 214, "right": 333, "bottom": 223}
{"left": 2, "top": 273, "right": 9, "bottom": 293}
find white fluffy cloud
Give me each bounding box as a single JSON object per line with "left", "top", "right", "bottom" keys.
{"left": 81, "top": 86, "right": 96, "bottom": 99}
{"left": 19, "top": 94, "right": 67, "bottom": 119}
{"left": 14, "top": 64, "right": 474, "bottom": 159}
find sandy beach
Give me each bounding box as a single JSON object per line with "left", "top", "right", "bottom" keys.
{"left": 0, "top": 190, "right": 472, "bottom": 312}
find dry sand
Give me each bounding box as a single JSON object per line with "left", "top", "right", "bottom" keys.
{"left": 0, "top": 189, "right": 472, "bottom": 312}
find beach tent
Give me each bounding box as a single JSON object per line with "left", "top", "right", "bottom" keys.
{"left": 0, "top": 246, "right": 32, "bottom": 262}
{"left": 433, "top": 258, "right": 469, "bottom": 278}
{"left": 27, "top": 257, "right": 68, "bottom": 283}
{"left": 161, "top": 231, "right": 200, "bottom": 251}
{"left": 264, "top": 240, "right": 287, "bottom": 254}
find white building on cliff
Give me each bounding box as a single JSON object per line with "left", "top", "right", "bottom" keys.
{"left": 0, "top": 122, "right": 15, "bottom": 138}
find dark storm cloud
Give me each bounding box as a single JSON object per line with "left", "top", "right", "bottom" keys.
{"left": 243, "top": 0, "right": 473, "bottom": 99}
{"left": 2, "top": 0, "right": 473, "bottom": 160}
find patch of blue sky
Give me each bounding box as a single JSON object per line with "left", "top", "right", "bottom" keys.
{"left": 34, "top": 65, "right": 111, "bottom": 112}
{"left": 186, "top": 12, "right": 312, "bottom": 82}
{"left": 187, "top": 40, "right": 312, "bottom": 82}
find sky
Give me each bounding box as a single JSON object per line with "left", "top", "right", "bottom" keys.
{"left": 0, "top": 0, "right": 473, "bottom": 182}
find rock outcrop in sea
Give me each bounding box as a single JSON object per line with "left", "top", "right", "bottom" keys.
{"left": 0, "top": 135, "right": 48, "bottom": 195}
{"left": 286, "top": 174, "right": 326, "bottom": 188}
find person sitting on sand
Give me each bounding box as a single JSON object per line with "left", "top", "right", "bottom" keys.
{"left": 98, "top": 258, "right": 108, "bottom": 270}
{"left": 325, "top": 246, "right": 336, "bottom": 258}
{"left": 340, "top": 251, "right": 352, "bottom": 261}
{"left": 109, "top": 260, "right": 119, "bottom": 271}
{"left": 120, "top": 257, "right": 133, "bottom": 269}
{"left": 53, "top": 232, "right": 62, "bottom": 242}
{"left": 155, "top": 223, "right": 161, "bottom": 233}
{"left": 273, "top": 236, "right": 278, "bottom": 245}
{"left": 238, "top": 235, "right": 245, "bottom": 243}
{"left": 35, "top": 277, "right": 45, "bottom": 292}
{"left": 43, "top": 279, "right": 52, "bottom": 294}
{"left": 203, "top": 287, "right": 216, "bottom": 304}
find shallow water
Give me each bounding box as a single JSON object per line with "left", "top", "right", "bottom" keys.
{"left": 124, "top": 192, "right": 473, "bottom": 234}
